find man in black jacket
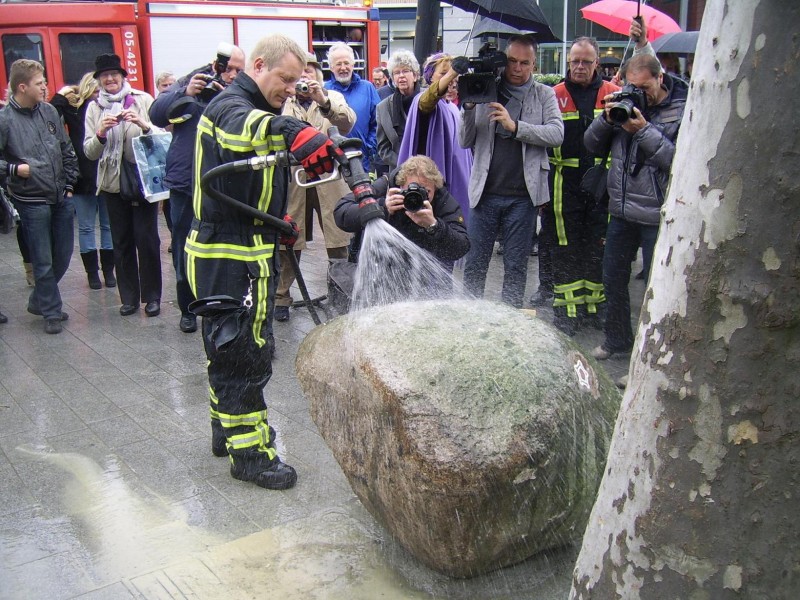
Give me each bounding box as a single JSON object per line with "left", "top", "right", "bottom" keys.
{"left": 584, "top": 53, "right": 688, "bottom": 361}
{"left": 334, "top": 155, "right": 469, "bottom": 269}
{"left": 149, "top": 44, "right": 245, "bottom": 333}
{"left": 0, "top": 59, "right": 78, "bottom": 334}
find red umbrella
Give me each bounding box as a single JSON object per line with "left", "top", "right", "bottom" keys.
{"left": 580, "top": 0, "right": 682, "bottom": 42}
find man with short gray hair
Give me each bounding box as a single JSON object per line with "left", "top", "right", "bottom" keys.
{"left": 325, "top": 41, "right": 379, "bottom": 171}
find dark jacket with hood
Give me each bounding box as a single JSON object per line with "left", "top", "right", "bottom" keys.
{"left": 0, "top": 97, "right": 78, "bottom": 204}
{"left": 334, "top": 168, "right": 470, "bottom": 264}
{"left": 51, "top": 93, "right": 98, "bottom": 196}
{"left": 584, "top": 72, "right": 689, "bottom": 226}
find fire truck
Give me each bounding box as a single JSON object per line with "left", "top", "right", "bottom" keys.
{"left": 0, "top": 0, "right": 380, "bottom": 96}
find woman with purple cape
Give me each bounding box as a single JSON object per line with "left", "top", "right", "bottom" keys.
{"left": 398, "top": 53, "right": 473, "bottom": 225}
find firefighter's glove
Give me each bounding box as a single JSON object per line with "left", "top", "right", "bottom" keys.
{"left": 359, "top": 199, "right": 385, "bottom": 228}
{"left": 451, "top": 56, "right": 470, "bottom": 75}
{"left": 280, "top": 214, "right": 300, "bottom": 247}
{"left": 272, "top": 116, "right": 345, "bottom": 179}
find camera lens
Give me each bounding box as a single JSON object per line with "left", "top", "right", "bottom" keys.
{"left": 296, "top": 81, "right": 309, "bottom": 94}
{"left": 401, "top": 183, "right": 428, "bottom": 212}
{"left": 609, "top": 98, "right": 635, "bottom": 124}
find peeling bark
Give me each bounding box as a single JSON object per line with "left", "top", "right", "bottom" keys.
{"left": 571, "top": 1, "right": 800, "bottom": 598}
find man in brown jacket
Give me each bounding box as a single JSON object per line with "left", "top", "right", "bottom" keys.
{"left": 274, "top": 52, "right": 356, "bottom": 322}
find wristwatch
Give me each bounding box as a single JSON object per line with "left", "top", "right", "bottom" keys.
{"left": 425, "top": 220, "right": 439, "bottom": 235}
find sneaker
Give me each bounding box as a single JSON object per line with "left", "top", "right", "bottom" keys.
{"left": 230, "top": 455, "right": 297, "bottom": 490}
{"left": 529, "top": 289, "right": 553, "bottom": 307}
{"left": 179, "top": 313, "right": 197, "bottom": 333}
{"left": 275, "top": 305, "right": 290, "bottom": 322}
{"left": 44, "top": 318, "right": 62, "bottom": 334}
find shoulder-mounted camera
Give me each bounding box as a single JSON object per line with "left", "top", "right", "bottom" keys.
{"left": 457, "top": 42, "right": 508, "bottom": 105}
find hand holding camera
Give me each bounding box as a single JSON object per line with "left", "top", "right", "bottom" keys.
{"left": 603, "top": 85, "right": 648, "bottom": 133}
{"left": 386, "top": 184, "right": 435, "bottom": 227}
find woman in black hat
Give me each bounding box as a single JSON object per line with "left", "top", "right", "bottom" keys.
{"left": 83, "top": 53, "right": 162, "bottom": 317}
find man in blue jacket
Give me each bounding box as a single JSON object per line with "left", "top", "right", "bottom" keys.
{"left": 149, "top": 44, "right": 245, "bottom": 333}
{"left": 324, "top": 42, "right": 379, "bottom": 172}
{"left": 0, "top": 59, "right": 78, "bottom": 334}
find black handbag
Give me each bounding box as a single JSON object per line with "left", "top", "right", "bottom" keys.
{"left": 119, "top": 158, "right": 145, "bottom": 202}
{"left": 580, "top": 154, "right": 610, "bottom": 208}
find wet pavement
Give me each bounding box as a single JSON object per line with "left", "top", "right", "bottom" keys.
{"left": 0, "top": 217, "right": 641, "bottom": 599}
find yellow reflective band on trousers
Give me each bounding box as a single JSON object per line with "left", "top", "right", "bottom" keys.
{"left": 229, "top": 421, "right": 276, "bottom": 459}
{"left": 584, "top": 280, "right": 605, "bottom": 313}
{"left": 184, "top": 234, "right": 275, "bottom": 262}
{"left": 549, "top": 148, "right": 580, "bottom": 246}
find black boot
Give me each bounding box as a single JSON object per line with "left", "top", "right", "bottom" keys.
{"left": 80, "top": 250, "right": 102, "bottom": 290}
{"left": 230, "top": 451, "right": 297, "bottom": 490}
{"left": 99, "top": 249, "right": 117, "bottom": 288}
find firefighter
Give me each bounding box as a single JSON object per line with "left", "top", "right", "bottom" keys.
{"left": 186, "top": 35, "right": 345, "bottom": 490}
{"left": 542, "top": 37, "right": 619, "bottom": 335}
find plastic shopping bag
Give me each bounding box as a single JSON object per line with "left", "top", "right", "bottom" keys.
{"left": 132, "top": 132, "right": 172, "bottom": 203}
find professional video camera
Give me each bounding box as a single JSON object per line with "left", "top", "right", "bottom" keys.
{"left": 607, "top": 83, "right": 647, "bottom": 125}
{"left": 401, "top": 182, "right": 429, "bottom": 212}
{"left": 456, "top": 42, "right": 508, "bottom": 105}
{"left": 199, "top": 42, "right": 234, "bottom": 103}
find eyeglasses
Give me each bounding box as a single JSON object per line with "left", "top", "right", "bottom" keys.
{"left": 569, "top": 59, "right": 596, "bottom": 68}
{"left": 392, "top": 69, "right": 414, "bottom": 77}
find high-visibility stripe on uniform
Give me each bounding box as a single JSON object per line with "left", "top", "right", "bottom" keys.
{"left": 184, "top": 234, "right": 275, "bottom": 262}
{"left": 584, "top": 280, "right": 605, "bottom": 313}
{"left": 228, "top": 421, "right": 277, "bottom": 460}
{"left": 553, "top": 279, "right": 587, "bottom": 317}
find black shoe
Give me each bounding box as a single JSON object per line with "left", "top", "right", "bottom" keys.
{"left": 230, "top": 455, "right": 297, "bottom": 490}
{"left": 27, "top": 306, "right": 69, "bottom": 320}
{"left": 44, "top": 318, "right": 62, "bottom": 334}
{"left": 179, "top": 313, "right": 197, "bottom": 333}
{"left": 144, "top": 301, "right": 161, "bottom": 317}
{"left": 120, "top": 304, "right": 139, "bottom": 316}
{"left": 0, "top": 311, "right": 7, "bottom": 324}
{"left": 275, "top": 305, "right": 290, "bottom": 322}
{"left": 529, "top": 289, "right": 553, "bottom": 307}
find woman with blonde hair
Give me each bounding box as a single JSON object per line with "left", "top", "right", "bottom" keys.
{"left": 51, "top": 71, "right": 116, "bottom": 290}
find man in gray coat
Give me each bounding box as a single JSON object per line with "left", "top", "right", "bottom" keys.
{"left": 459, "top": 35, "right": 563, "bottom": 308}
{"left": 0, "top": 59, "right": 78, "bottom": 334}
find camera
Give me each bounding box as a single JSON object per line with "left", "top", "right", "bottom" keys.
{"left": 608, "top": 84, "right": 647, "bottom": 125}
{"left": 401, "top": 182, "right": 429, "bottom": 212}
{"left": 295, "top": 81, "right": 310, "bottom": 94}
{"left": 199, "top": 42, "right": 234, "bottom": 103}
{"left": 457, "top": 42, "right": 508, "bottom": 105}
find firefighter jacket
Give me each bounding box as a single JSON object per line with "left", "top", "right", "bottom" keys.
{"left": 186, "top": 72, "right": 290, "bottom": 273}
{"left": 584, "top": 73, "right": 689, "bottom": 226}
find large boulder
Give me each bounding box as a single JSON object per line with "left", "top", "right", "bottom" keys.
{"left": 296, "top": 299, "right": 621, "bottom": 578}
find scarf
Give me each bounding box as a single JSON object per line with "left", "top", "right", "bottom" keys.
{"left": 390, "top": 86, "right": 419, "bottom": 139}
{"left": 96, "top": 81, "right": 134, "bottom": 170}
{"left": 496, "top": 77, "right": 532, "bottom": 139}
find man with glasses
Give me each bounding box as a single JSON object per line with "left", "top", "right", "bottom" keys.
{"left": 540, "top": 37, "right": 619, "bottom": 336}
{"left": 325, "top": 42, "right": 379, "bottom": 172}
{"left": 460, "top": 35, "right": 563, "bottom": 308}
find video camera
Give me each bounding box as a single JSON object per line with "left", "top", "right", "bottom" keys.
{"left": 607, "top": 84, "right": 647, "bottom": 125}
{"left": 199, "top": 42, "right": 234, "bottom": 104}
{"left": 457, "top": 42, "right": 508, "bottom": 105}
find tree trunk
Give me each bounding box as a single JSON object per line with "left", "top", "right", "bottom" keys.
{"left": 571, "top": 1, "right": 800, "bottom": 598}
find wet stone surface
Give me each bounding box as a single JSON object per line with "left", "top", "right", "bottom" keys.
{"left": 0, "top": 217, "right": 643, "bottom": 598}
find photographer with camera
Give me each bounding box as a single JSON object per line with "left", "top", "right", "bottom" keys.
{"left": 334, "top": 155, "right": 469, "bottom": 269}
{"left": 274, "top": 52, "right": 356, "bottom": 323}
{"left": 459, "top": 34, "right": 563, "bottom": 309}
{"left": 584, "top": 53, "right": 688, "bottom": 362}
{"left": 149, "top": 43, "right": 245, "bottom": 333}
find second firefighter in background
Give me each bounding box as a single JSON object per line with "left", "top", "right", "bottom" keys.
{"left": 186, "top": 35, "right": 345, "bottom": 490}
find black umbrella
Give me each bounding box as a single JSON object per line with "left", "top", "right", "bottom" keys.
{"left": 448, "top": 0, "right": 560, "bottom": 42}
{"left": 599, "top": 56, "right": 621, "bottom": 66}
{"left": 458, "top": 16, "right": 531, "bottom": 43}
{"left": 651, "top": 31, "right": 700, "bottom": 55}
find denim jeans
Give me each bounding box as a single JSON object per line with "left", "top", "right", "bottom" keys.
{"left": 73, "top": 193, "right": 112, "bottom": 253}
{"left": 169, "top": 189, "right": 196, "bottom": 315}
{"left": 13, "top": 197, "right": 74, "bottom": 319}
{"left": 602, "top": 215, "right": 659, "bottom": 352}
{"left": 463, "top": 193, "right": 535, "bottom": 308}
